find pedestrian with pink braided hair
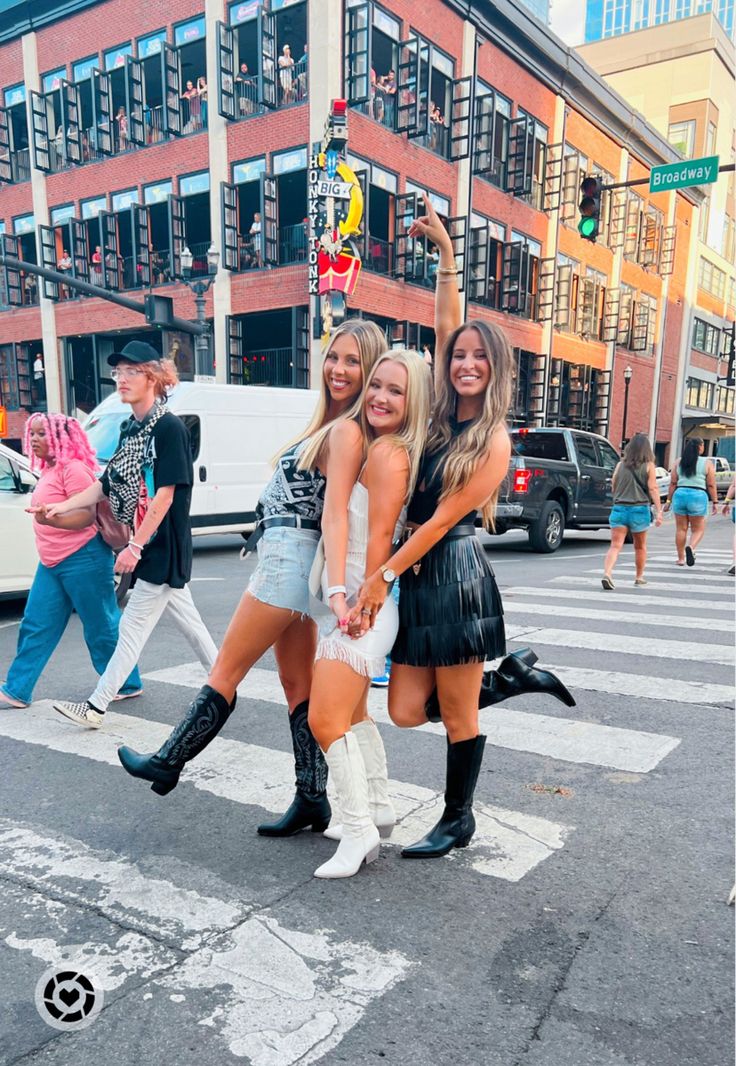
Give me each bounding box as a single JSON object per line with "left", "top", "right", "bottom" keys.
{"left": 0, "top": 413, "right": 142, "bottom": 709}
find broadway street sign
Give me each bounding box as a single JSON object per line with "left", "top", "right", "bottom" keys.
{"left": 650, "top": 155, "right": 719, "bottom": 192}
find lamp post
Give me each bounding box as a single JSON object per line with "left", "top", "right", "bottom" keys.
{"left": 180, "top": 243, "right": 219, "bottom": 381}
{"left": 622, "top": 364, "right": 633, "bottom": 449}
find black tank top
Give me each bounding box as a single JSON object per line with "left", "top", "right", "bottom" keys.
{"left": 407, "top": 418, "right": 478, "bottom": 527}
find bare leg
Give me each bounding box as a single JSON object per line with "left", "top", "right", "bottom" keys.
{"left": 350, "top": 688, "right": 370, "bottom": 727}
{"left": 632, "top": 530, "right": 648, "bottom": 580}
{"left": 387, "top": 663, "right": 436, "bottom": 728}
{"left": 689, "top": 515, "right": 707, "bottom": 552}
{"left": 309, "top": 659, "right": 370, "bottom": 752}
{"left": 674, "top": 514, "right": 688, "bottom": 563}
{"left": 273, "top": 614, "right": 317, "bottom": 712}
{"left": 603, "top": 527, "right": 627, "bottom": 578}
{"left": 208, "top": 591, "right": 299, "bottom": 702}
{"left": 435, "top": 662, "right": 485, "bottom": 743}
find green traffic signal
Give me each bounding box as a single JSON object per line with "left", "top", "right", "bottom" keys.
{"left": 578, "top": 216, "right": 598, "bottom": 239}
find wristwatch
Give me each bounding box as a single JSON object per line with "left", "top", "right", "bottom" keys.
{"left": 381, "top": 565, "right": 396, "bottom": 583}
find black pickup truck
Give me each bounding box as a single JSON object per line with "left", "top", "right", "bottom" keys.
{"left": 494, "top": 427, "right": 621, "bottom": 552}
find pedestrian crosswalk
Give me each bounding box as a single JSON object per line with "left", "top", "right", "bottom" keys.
{"left": 1, "top": 539, "right": 733, "bottom": 1063}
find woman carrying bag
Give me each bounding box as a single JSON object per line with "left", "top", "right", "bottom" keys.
{"left": 0, "top": 414, "right": 142, "bottom": 709}
{"left": 602, "top": 433, "right": 663, "bottom": 590}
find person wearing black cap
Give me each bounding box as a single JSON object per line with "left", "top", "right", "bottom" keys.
{"left": 46, "top": 341, "right": 220, "bottom": 733}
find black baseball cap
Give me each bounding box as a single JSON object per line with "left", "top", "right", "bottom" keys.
{"left": 107, "top": 340, "right": 161, "bottom": 367}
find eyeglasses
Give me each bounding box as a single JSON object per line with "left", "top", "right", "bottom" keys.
{"left": 111, "top": 367, "right": 147, "bottom": 381}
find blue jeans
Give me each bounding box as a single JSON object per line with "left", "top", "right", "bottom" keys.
{"left": 2, "top": 534, "right": 142, "bottom": 705}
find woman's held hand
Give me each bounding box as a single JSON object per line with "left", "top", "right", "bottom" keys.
{"left": 348, "top": 571, "right": 388, "bottom": 635}
{"left": 114, "top": 546, "right": 139, "bottom": 574}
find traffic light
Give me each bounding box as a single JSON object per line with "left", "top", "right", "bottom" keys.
{"left": 144, "top": 294, "right": 175, "bottom": 329}
{"left": 578, "top": 175, "right": 602, "bottom": 242}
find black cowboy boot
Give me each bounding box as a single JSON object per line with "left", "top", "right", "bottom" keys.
{"left": 118, "top": 686, "right": 236, "bottom": 796}
{"left": 402, "top": 735, "right": 486, "bottom": 859}
{"left": 257, "top": 700, "right": 331, "bottom": 836}
{"left": 424, "top": 648, "right": 575, "bottom": 721}
{"left": 479, "top": 648, "right": 576, "bottom": 708}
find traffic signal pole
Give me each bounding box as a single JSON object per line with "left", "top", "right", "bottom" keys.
{"left": 0, "top": 254, "right": 209, "bottom": 337}
{"left": 601, "top": 162, "right": 734, "bottom": 193}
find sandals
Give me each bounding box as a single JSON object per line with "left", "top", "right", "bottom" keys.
{"left": 685, "top": 546, "right": 695, "bottom": 567}
{"left": 601, "top": 575, "right": 615, "bottom": 590}
{"left": 634, "top": 578, "right": 648, "bottom": 586}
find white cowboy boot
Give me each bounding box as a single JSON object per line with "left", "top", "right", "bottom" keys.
{"left": 314, "top": 733, "right": 380, "bottom": 879}
{"left": 324, "top": 718, "right": 395, "bottom": 841}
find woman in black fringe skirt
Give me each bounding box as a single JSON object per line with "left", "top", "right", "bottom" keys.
{"left": 349, "top": 197, "right": 574, "bottom": 861}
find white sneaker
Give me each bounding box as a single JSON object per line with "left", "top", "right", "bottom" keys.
{"left": 53, "top": 700, "right": 104, "bottom": 729}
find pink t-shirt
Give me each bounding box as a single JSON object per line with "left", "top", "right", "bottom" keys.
{"left": 31, "top": 460, "right": 98, "bottom": 568}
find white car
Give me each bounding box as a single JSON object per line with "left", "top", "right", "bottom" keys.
{"left": 0, "top": 443, "right": 39, "bottom": 599}
{"left": 655, "top": 466, "right": 670, "bottom": 500}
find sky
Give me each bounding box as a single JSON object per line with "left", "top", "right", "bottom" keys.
{"left": 549, "top": 0, "right": 586, "bottom": 46}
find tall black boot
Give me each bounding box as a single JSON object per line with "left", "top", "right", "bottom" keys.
{"left": 424, "top": 648, "right": 575, "bottom": 721}
{"left": 118, "top": 686, "right": 235, "bottom": 796}
{"left": 402, "top": 735, "right": 486, "bottom": 859}
{"left": 257, "top": 700, "right": 331, "bottom": 837}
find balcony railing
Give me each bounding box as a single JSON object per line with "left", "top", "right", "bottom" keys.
{"left": 279, "top": 222, "right": 309, "bottom": 265}
{"left": 358, "top": 87, "right": 397, "bottom": 130}
{"left": 240, "top": 347, "right": 293, "bottom": 388}
{"left": 364, "top": 235, "right": 393, "bottom": 276}
{"left": 186, "top": 240, "right": 215, "bottom": 278}
{"left": 415, "top": 120, "right": 449, "bottom": 159}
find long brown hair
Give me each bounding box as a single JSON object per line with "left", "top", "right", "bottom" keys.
{"left": 293, "top": 319, "right": 386, "bottom": 470}
{"left": 428, "top": 319, "right": 514, "bottom": 527}
{"left": 623, "top": 432, "right": 654, "bottom": 469}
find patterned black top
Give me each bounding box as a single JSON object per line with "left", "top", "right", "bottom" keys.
{"left": 257, "top": 440, "right": 326, "bottom": 522}
{"left": 407, "top": 418, "right": 477, "bottom": 527}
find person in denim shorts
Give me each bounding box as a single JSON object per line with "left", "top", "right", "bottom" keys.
{"left": 116, "top": 320, "right": 387, "bottom": 829}
{"left": 664, "top": 436, "right": 718, "bottom": 566}
{"left": 602, "top": 433, "right": 663, "bottom": 590}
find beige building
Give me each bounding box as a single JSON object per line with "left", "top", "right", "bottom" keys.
{"left": 580, "top": 13, "right": 736, "bottom": 459}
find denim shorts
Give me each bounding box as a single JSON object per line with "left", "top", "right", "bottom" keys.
{"left": 609, "top": 503, "right": 651, "bottom": 533}
{"left": 247, "top": 526, "right": 320, "bottom": 615}
{"left": 672, "top": 487, "right": 708, "bottom": 517}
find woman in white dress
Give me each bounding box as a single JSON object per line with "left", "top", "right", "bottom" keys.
{"left": 307, "top": 349, "right": 431, "bottom": 879}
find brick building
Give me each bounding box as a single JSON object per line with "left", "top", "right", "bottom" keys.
{"left": 0, "top": 0, "right": 704, "bottom": 464}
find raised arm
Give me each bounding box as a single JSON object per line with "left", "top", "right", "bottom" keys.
{"left": 408, "top": 194, "right": 460, "bottom": 390}
{"left": 351, "top": 426, "right": 510, "bottom": 627}
{"left": 364, "top": 440, "right": 410, "bottom": 579}
{"left": 320, "top": 419, "right": 364, "bottom": 623}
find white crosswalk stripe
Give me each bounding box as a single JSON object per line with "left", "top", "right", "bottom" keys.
{"left": 550, "top": 575, "right": 734, "bottom": 596}
{"left": 503, "top": 625, "right": 733, "bottom": 664}
{"left": 504, "top": 600, "right": 735, "bottom": 632}
{"left": 505, "top": 585, "right": 735, "bottom": 613}
{"left": 0, "top": 820, "right": 411, "bottom": 1065}
{"left": 0, "top": 703, "right": 572, "bottom": 884}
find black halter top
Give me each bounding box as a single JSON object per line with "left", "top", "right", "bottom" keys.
{"left": 407, "top": 418, "right": 478, "bottom": 527}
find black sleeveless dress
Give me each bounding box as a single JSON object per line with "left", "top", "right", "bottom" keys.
{"left": 391, "top": 419, "right": 506, "bottom": 668}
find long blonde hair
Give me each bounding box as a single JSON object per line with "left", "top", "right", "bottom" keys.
{"left": 295, "top": 318, "right": 386, "bottom": 471}
{"left": 357, "top": 349, "right": 432, "bottom": 500}
{"left": 428, "top": 319, "right": 514, "bottom": 527}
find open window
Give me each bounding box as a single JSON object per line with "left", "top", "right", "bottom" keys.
{"left": 344, "top": 1, "right": 400, "bottom": 130}
{"left": 397, "top": 34, "right": 430, "bottom": 140}
{"left": 472, "top": 83, "right": 510, "bottom": 188}
{"left": 221, "top": 157, "right": 268, "bottom": 271}
{"left": 576, "top": 272, "right": 605, "bottom": 339}
{"left": 349, "top": 156, "right": 397, "bottom": 276}
{"left": 12, "top": 222, "right": 39, "bottom": 305}
{"left": 1, "top": 234, "right": 23, "bottom": 307}
{"left": 273, "top": 148, "right": 306, "bottom": 265}
{"left": 175, "top": 17, "right": 208, "bottom": 133}
{"left": 0, "top": 86, "right": 30, "bottom": 183}
{"left": 144, "top": 181, "right": 174, "bottom": 283}
{"left": 110, "top": 192, "right": 141, "bottom": 289}
{"left": 180, "top": 172, "right": 212, "bottom": 276}
{"left": 136, "top": 33, "right": 176, "bottom": 144}
{"left": 501, "top": 236, "right": 541, "bottom": 319}
{"left": 225, "top": 307, "right": 309, "bottom": 388}
{"left": 467, "top": 217, "right": 504, "bottom": 309}
{"left": 506, "top": 112, "right": 547, "bottom": 207}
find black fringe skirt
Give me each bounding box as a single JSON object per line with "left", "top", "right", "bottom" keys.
{"left": 391, "top": 533, "right": 506, "bottom": 668}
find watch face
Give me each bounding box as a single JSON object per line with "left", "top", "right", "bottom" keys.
{"left": 383, "top": 568, "right": 396, "bottom": 583}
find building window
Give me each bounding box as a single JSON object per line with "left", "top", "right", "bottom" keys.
{"left": 473, "top": 82, "right": 512, "bottom": 189}
{"left": 692, "top": 317, "right": 721, "bottom": 355}
{"left": 686, "top": 376, "right": 715, "bottom": 410}
{"left": 560, "top": 145, "right": 587, "bottom": 226}
{"left": 667, "top": 119, "right": 695, "bottom": 157}
{"left": 722, "top": 216, "right": 736, "bottom": 262}
{"left": 698, "top": 257, "right": 726, "bottom": 299}
{"left": 716, "top": 385, "right": 735, "bottom": 414}
{"left": 515, "top": 111, "right": 548, "bottom": 210}
{"left": 706, "top": 120, "right": 717, "bottom": 156}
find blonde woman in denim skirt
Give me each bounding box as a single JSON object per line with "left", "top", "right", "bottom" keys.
{"left": 118, "top": 320, "right": 386, "bottom": 830}
{"left": 602, "top": 433, "right": 663, "bottom": 590}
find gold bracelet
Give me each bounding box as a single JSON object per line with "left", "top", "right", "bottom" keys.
{"left": 436, "top": 266, "right": 458, "bottom": 275}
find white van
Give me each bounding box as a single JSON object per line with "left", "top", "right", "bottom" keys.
{"left": 83, "top": 382, "right": 319, "bottom": 536}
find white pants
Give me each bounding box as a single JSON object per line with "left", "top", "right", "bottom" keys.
{"left": 90, "top": 579, "right": 217, "bottom": 712}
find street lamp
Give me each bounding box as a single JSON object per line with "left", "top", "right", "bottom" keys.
{"left": 180, "top": 243, "right": 219, "bottom": 380}
{"left": 622, "top": 365, "right": 633, "bottom": 449}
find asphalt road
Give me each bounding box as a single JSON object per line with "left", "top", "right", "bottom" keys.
{"left": 0, "top": 520, "right": 733, "bottom": 1066}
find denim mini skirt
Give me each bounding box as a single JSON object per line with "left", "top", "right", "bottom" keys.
{"left": 247, "top": 525, "right": 320, "bottom": 615}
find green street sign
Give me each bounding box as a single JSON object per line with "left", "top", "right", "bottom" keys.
{"left": 650, "top": 155, "right": 719, "bottom": 192}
